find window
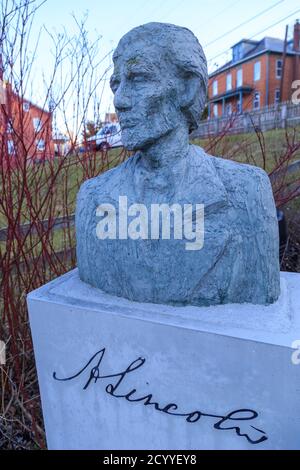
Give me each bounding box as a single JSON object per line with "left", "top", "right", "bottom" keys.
{"left": 23, "top": 102, "right": 30, "bottom": 112}
{"left": 226, "top": 74, "right": 232, "bottom": 91}
{"left": 7, "top": 140, "right": 14, "bottom": 154}
{"left": 36, "top": 139, "right": 45, "bottom": 151}
{"left": 276, "top": 60, "right": 282, "bottom": 79}
{"left": 7, "top": 122, "right": 13, "bottom": 133}
{"left": 0, "top": 81, "right": 6, "bottom": 105}
{"left": 275, "top": 88, "right": 280, "bottom": 104}
{"left": 213, "top": 104, "right": 218, "bottom": 117}
{"left": 254, "top": 61, "right": 261, "bottom": 81}
{"left": 233, "top": 44, "right": 243, "bottom": 62}
{"left": 253, "top": 92, "right": 260, "bottom": 110}
{"left": 212, "top": 80, "right": 218, "bottom": 96}
{"left": 237, "top": 69, "right": 243, "bottom": 87}
{"left": 33, "top": 118, "right": 42, "bottom": 132}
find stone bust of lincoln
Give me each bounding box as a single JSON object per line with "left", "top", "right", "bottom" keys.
{"left": 76, "top": 22, "right": 280, "bottom": 307}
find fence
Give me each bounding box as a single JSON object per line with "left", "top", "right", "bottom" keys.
{"left": 192, "top": 101, "right": 300, "bottom": 139}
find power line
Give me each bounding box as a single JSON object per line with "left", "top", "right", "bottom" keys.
{"left": 112, "top": 0, "right": 152, "bottom": 38}
{"left": 143, "top": 0, "right": 176, "bottom": 24}
{"left": 204, "top": 0, "right": 284, "bottom": 47}
{"left": 248, "top": 7, "right": 300, "bottom": 40}
{"left": 196, "top": 0, "right": 243, "bottom": 33}
{"left": 125, "top": 0, "right": 150, "bottom": 28}
{"left": 159, "top": 0, "right": 186, "bottom": 22}
{"left": 208, "top": 7, "right": 300, "bottom": 65}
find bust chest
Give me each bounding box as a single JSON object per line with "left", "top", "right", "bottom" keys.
{"left": 77, "top": 153, "right": 244, "bottom": 305}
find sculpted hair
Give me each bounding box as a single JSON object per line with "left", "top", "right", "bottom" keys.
{"left": 113, "top": 22, "right": 208, "bottom": 133}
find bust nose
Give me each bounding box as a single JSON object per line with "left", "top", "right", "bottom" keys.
{"left": 114, "top": 82, "right": 132, "bottom": 112}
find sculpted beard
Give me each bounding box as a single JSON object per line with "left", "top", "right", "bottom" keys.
{"left": 120, "top": 83, "right": 183, "bottom": 151}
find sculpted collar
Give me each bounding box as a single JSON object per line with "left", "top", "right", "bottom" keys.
{"left": 125, "top": 145, "right": 229, "bottom": 212}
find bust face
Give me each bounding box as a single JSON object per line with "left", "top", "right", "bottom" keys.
{"left": 110, "top": 39, "right": 183, "bottom": 151}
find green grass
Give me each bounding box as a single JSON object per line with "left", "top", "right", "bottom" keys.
{"left": 192, "top": 126, "right": 300, "bottom": 173}
{"left": 1, "top": 127, "right": 299, "bottom": 234}
{"left": 0, "top": 147, "right": 128, "bottom": 229}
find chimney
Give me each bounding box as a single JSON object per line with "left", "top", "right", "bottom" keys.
{"left": 294, "top": 19, "right": 300, "bottom": 52}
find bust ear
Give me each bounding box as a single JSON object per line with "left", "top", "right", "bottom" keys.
{"left": 179, "top": 74, "right": 201, "bottom": 110}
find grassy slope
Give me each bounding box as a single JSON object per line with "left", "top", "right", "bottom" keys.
{"left": 1, "top": 126, "right": 299, "bottom": 234}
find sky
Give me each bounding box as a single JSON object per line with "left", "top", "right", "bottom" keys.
{"left": 21, "top": 0, "right": 300, "bottom": 124}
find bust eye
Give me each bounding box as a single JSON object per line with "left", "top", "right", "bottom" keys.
{"left": 131, "top": 75, "right": 144, "bottom": 82}
{"left": 110, "top": 79, "right": 120, "bottom": 93}
{"left": 128, "top": 72, "right": 146, "bottom": 83}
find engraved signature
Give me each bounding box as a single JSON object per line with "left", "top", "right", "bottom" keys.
{"left": 53, "top": 348, "right": 268, "bottom": 445}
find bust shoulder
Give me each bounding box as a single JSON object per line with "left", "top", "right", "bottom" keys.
{"left": 77, "top": 155, "right": 137, "bottom": 203}
{"left": 191, "top": 145, "right": 270, "bottom": 188}
{"left": 188, "top": 145, "right": 274, "bottom": 213}
{"left": 211, "top": 152, "right": 270, "bottom": 185}
{"left": 203, "top": 150, "right": 274, "bottom": 214}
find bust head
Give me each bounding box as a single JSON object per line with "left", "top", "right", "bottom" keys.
{"left": 110, "top": 22, "right": 208, "bottom": 151}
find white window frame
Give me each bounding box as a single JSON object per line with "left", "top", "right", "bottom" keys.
{"left": 254, "top": 61, "right": 261, "bottom": 81}
{"left": 212, "top": 80, "right": 218, "bottom": 96}
{"left": 237, "top": 69, "right": 243, "bottom": 87}
{"left": 36, "top": 139, "right": 45, "bottom": 151}
{"left": 7, "top": 140, "right": 15, "bottom": 155}
{"left": 253, "top": 91, "right": 260, "bottom": 110}
{"left": 213, "top": 104, "right": 218, "bottom": 117}
{"left": 275, "top": 88, "right": 280, "bottom": 104}
{"left": 226, "top": 74, "right": 232, "bottom": 91}
{"left": 0, "top": 81, "right": 6, "bottom": 105}
{"left": 33, "top": 118, "right": 42, "bottom": 132}
{"left": 7, "top": 122, "right": 13, "bottom": 133}
{"left": 276, "top": 59, "right": 282, "bottom": 79}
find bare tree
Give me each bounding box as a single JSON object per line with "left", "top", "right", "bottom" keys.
{"left": 0, "top": 0, "right": 126, "bottom": 449}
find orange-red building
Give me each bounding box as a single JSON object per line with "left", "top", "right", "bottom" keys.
{"left": 0, "top": 64, "right": 53, "bottom": 165}
{"left": 208, "top": 20, "right": 300, "bottom": 118}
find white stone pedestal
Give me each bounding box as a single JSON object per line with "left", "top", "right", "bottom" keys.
{"left": 27, "top": 269, "right": 300, "bottom": 450}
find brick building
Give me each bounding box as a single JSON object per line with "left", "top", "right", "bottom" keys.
{"left": 0, "top": 57, "right": 54, "bottom": 165}
{"left": 208, "top": 20, "right": 300, "bottom": 118}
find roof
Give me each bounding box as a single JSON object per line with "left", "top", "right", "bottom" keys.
{"left": 209, "top": 36, "right": 299, "bottom": 78}
{"left": 231, "top": 38, "right": 258, "bottom": 48}
{"left": 3, "top": 82, "right": 52, "bottom": 115}
{"left": 248, "top": 37, "right": 295, "bottom": 55}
